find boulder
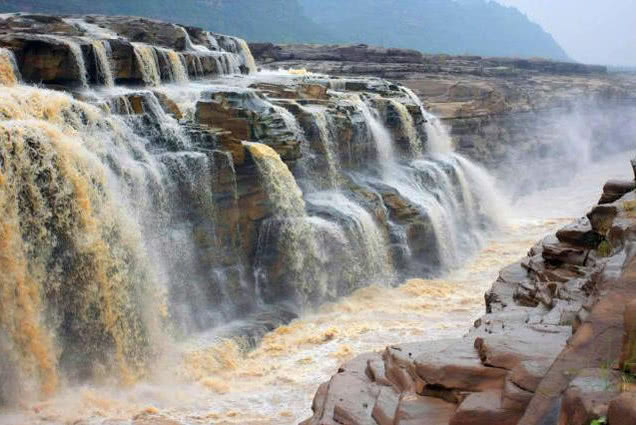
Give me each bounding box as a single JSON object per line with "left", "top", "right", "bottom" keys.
{"left": 501, "top": 376, "right": 534, "bottom": 411}
{"left": 556, "top": 218, "right": 603, "bottom": 249}
{"left": 607, "top": 392, "right": 636, "bottom": 425}
{"left": 587, "top": 204, "right": 619, "bottom": 235}
{"left": 599, "top": 179, "right": 636, "bottom": 204}
{"left": 414, "top": 338, "right": 508, "bottom": 396}
{"left": 384, "top": 341, "right": 456, "bottom": 393}
{"left": 0, "top": 34, "right": 86, "bottom": 86}
{"left": 371, "top": 387, "right": 400, "bottom": 425}
{"left": 449, "top": 391, "right": 522, "bottom": 425}
{"left": 509, "top": 360, "right": 551, "bottom": 393}
{"left": 557, "top": 368, "right": 621, "bottom": 425}
{"left": 474, "top": 324, "right": 570, "bottom": 370}
{"left": 393, "top": 393, "right": 456, "bottom": 425}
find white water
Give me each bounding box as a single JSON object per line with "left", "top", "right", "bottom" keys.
{"left": 389, "top": 98, "right": 423, "bottom": 157}
{"left": 132, "top": 43, "right": 161, "bottom": 86}
{"left": 353, "top": 95, "right": 398, "bottom": 175}
{"left": 91, "top": 40, "right": 115, "bottom": 87}
{"left": 402, "top": 86, "right": 453, "bottom": 153}
{"left": 299, "top": 105, "right": 341, "bottom": 188}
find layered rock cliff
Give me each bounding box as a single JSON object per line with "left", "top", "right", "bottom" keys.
{"left": 251, "top": 44, "right": 636, "bottom": 191}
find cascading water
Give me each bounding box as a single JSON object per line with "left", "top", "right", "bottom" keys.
{"left": 158, "top": 48, "right": 190, "bottom": 84}
{"left": 245, "top": 142, "right": 328, "bottom": 306}
{"left": 91, "top": 40, "right": 115, "bottom": 87}
{"left": 237, "top": 38, "right": 258, "bottom": 74}
{"left": 388, "top": 98, "right": 422, "bottom": 157}
{"left": 0, "top": 17, "right": 514, "bottom": 424}
{"left": 353, "top": 95, "right": 398, "bottom": 175}
{"left": 401, "top": 86, "right": 453, "bottom": 153}
{"left": 132, "top": 43, "right": 162, "bottom": 86}
{"left": 298, "top": 104, "right": 341, "bottom": 189}
{"left": 0, "top": 47, "right": 19, "bottom": 86}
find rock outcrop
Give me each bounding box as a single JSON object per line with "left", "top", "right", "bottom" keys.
{"left": 0, "top": 14, "right": 256, "bottom": 87}
{"left": 251, "top": 43, "right": 636, "bottom": 186}
{"left": 302, "top": 159, "right": 636, "bottom": 425}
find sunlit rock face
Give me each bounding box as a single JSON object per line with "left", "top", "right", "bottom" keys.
{"left": 0, "top": 14, "right": 510, "bottom": 403}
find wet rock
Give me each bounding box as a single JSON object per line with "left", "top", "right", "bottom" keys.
{"left": 557, "top": 368, "right": 621, "bottom": 425}
{"left": 541, "top": 239, "right": 589, "bottom": 267}
{"left": 153, "top": 91, "right": 184, "bottom": 119}
{"left": 384, "top": 341, "right": 456, "bottom": 393}
{"left": 509, "top": 360, "right": 551, "bottom": 393}
{"left": 449, "top": 390, "right": 522, "bottom": 425}
{"left": 599, "top": 179, "right": 636, "bottom": 205}
{"left": 371, "top": 387, "right": 400, "bottom": 425}
{"left": 414, "top": 338, "right": 508, "bottom": 396}
{"left": 556, "top": 218, "right": 603, "bottom": 249}
{"left": 474, "top": 324, "right": 570, "bottom": 370}
{"left": 620, "top": 299, "right": 636, "bottom": 374}
{"left": 0, "top": 34, "right": 86, "bottom": 86}
{"left": 501, "top": 376, "right": 534, "bottom": 411}
{"left": 587, "top": 204, "right": 619, "bottom": 235}
{"left": 393, "top": 393, "right": 456, "bottom": 425}
{"left": 307, "top": 371, "right": 380, "bottom": 425}
{"left": 607, "top": 392, "right": 636, "bottom": 425}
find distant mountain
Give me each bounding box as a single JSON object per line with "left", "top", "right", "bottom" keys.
{"left": 0, "top": 0, "right": 334, "bottom": 43}
{"left": 0, "top": 0, "right": 569, "bottom": 61}
{"left": 298, "top": 0, "right": 569, "bottom": 60}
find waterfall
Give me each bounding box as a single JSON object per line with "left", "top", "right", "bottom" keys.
{"left": 166, "top": 50, "right": 190, "bottom": 84}
{"left": 237, "top": 38, "right": 257, "bottom": 74}
{"left": 91, "top": 40, "right": 115, "bottom": 87}
{"left": 401, "top": 86, "right": 453, "bottom": 153}
{"left": 389, "top": 98, "right": 422, "bottom": 157}
{"left": 0, "top": 89, "right": 161, "bottom": 393}
{"left": 206, "top": 34, "right": 221, "bottom": 51}
{"left": 244, "top": 142, "right": 306, "bottom": 217}
{"left": 299, "top": 105, "right": 341, "bottom": 189}
{"left": 178, "top": 26, "right": 209, "bottom": 53}
{"left": 132, "top": 43, "right": 161, "bottom": 86}
{"left": 0, "top": 16, "right": 513, "bottom": 410}
{"left": 307, "top": 191, "right": 393, "bottom": 282}
{"left": 65, "top": 39, "right": 89, "bottom": 88}
{"left": 354, "top": 95, "right": 398, "bottom": 175}
{"left": 0, "top": 48, "right": 20, "bottom": 86}
{"left": 245, "top": 142, "right": 328, "bottom": 306}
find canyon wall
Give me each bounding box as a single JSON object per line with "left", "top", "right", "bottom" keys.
{"left": 251, "top": 43, "right": 636, "bottom": 191}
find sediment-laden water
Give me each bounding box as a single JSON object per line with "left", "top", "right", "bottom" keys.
{"left": 0, "top": 16, "right": 634, "bottom": 425}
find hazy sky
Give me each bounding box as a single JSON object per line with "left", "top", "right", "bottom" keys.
{"left": 493, "top": 0, "right": 636, "bottom": 67}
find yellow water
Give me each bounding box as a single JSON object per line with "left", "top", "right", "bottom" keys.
{"left": 0, "top": 215, "right": 559, "bottom": 424}
{"left": 0, "top": 48, "right": 18, "bottom": 86}
{"left": 5, "top": 148, "right": 633, "bottom": 425}
{"left": 1, "top": 81, "right": 634, "bottom": 425}
{"left": 0, "top": 87, "right": 162, "bottom": 403}
{"left": 132, "top": 44, "right": 161, "bottom": 86}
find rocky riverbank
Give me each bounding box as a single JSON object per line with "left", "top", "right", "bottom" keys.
{"left": 301, "top": 159, "right": 636, "bottom": 425}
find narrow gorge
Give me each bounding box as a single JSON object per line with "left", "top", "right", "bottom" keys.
{"left": 0, "top": 13, "right": 634, "bottom": 425}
